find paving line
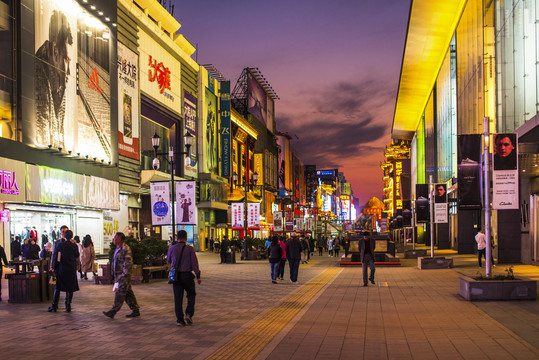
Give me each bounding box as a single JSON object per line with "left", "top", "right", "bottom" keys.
{"left": 205, "top": 268, "right": 340, "bottom": 360}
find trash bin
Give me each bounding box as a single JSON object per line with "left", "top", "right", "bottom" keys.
{"left": 6, "top": 272, "right": 42, "bottom": 304}
{"left": 225, "top": 251, "right": 236, "bottom": 264}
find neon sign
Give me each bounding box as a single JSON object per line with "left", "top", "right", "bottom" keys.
{"left": 148, "top": 55, "right": 171, "bottom": 95}
{"left": 0, "top": 169, "right": 20, "bottom": 195}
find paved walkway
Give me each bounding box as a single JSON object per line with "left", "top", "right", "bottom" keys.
{"left": 1, "top": 247, "right": 538, "bottom": 359}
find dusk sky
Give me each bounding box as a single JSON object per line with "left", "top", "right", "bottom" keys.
{"left": 173, "top": 0, "right": 410, "bottom": 206}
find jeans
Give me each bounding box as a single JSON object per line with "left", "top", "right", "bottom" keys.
{"left": 278, "top": 258, "right": 286, "bottom": 279}
{"left": 270, "top": 262, "right": 280, "bottom": 281}
{"left": 288, "top": 258, "right": 300, "bottom": 282}
{"left": 173, "top": 272, "right": 196, "bottom": 322}
{"left": 362, "top": 253, "right": 375, "bottom": 284}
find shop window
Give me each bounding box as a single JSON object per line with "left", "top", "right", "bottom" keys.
{"left": 140, "top": 116, "right": 170, "bottom": 172}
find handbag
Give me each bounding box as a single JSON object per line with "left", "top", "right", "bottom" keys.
{"left": 168, "top": 244, "right": 186, "bottom": 284}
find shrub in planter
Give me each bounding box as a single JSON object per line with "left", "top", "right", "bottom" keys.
{"left": 108, "top": 236, "right": 149, "bottom": 266}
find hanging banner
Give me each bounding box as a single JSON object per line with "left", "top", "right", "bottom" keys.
{"left": 247, "top": 202, "right": 260, "bottom": 229}
{"left": 231, "top": 202, "right": 244, "bottom": 230}
{"left": 176, "top": 181, "right": 196, "bottom": 225}
{"left": 273, "top": 211, "right": 283, "bottom": 232}
{"left": 118, "top": 43, "right": 139, "bottom": 160}
{"left": 415, "top": 184, "right": 430, "bottom": 223}
{"left": 457, "top": 134, "right": 482, "bottom": 210}
{"left": 151, "top": 181, "right": 170, "bottom": 225}
{"left": 285, "top": 211, "right": 294, "bottom": 232}
{"left": 220, "top": 81, "right": 231, "bottom": 178}
{"left": 305, "top": 217, "right": 313, "bottom": 232}
{"left": 493, "top": 133, "right": 519, "bottom": 209}
{"left": 184, "top": 92, "right": 198, "bottom": 178}
{"left": 434, "top": 184, "right": 448, "bottom": 223}
{"left": 295, "top": 217, "right": 304, "bottom": 232}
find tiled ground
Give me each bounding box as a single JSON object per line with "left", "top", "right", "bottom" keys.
{"left": 1, "top": 250, "right": 539, "bottom": 359}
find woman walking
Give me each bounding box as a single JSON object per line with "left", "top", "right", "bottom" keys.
{"left": 80, "top": 235, "right": 96, "bottom": 280}
{"left": 278, "top": 237, "right": 287, "bottom": 280}
{"left": 267, "top": 237, "right": 282, "bottom": 284}
{"left": 48, "top": 230, "right": 79, "bottom": 312}
{"left": 327, "top": 237, "right": 334, "bottom": 257}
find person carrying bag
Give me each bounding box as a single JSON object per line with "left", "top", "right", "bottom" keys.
{"left": 166, "top": 230, "right": 201, "bottom": 327}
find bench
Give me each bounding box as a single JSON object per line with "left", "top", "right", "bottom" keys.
{"left": 142, "top": 265, "right": 169, "bottom": 283}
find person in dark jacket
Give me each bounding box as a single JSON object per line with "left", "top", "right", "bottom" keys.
{"left": 11, "top": 236, "right": 21, "bottom": 260}
{"left": 359, "top": 231, "right": 376, "bottom": 286}
{"left": 48, "top": 230, "right": 79, "bottom": 312}
{"left": 285, "top": 236, "right": 302, "bottom": 284}
{"left": 0, "top": 244, "right": 9, "bottom": 301}
{"left": 267, "top": 237, "right": 283, "bottom": 284}
{"left": 21, "top": 239, "right": 30, "bottom": 259}
{"left": 167, "top": 230, "right": 201, "bottom": 326}
{"left": 220, "top": 236, "right": 230, "bottom": 263}
{"left": 40, "top": 242, "right": 53, "bottom": 260}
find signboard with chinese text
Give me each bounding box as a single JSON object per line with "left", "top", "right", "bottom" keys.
{"left": 138, "top": 31, "right": 181, "bottom": 113}
{"left": 183, "top": 91, "right": 198, "bottom": 178}
{"left": 305, "top": 217, "right": 313, "bottom": 232}
{"left": 295, "top": 217, "right": 304, "bottom": 232}
{"left": 117, "top": 43, "right": 139, "bottom": 160}
{"left": 220, "top": 81, "right": 231, "bottom": 178}
{"left": 285, "top": 211, "right": 294, "bottom": 232}
{"left": 248, "top": 202, "right": 260, "bottom": 229}
{"left": 176, "top": 181, "right": 196, "bottom": 225}
{"left": 231, "top": 202, "right": 244, "bottom": 230}
{"left": 0, "top": 157, "right": 25, "bottom": 202}
{"left": 273, "top": 211, "right": 283, "bottom": 232}
{"left": 150, "top": 181, "right": 170, "bottom": 225}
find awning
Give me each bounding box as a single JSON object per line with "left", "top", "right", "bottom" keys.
{"left": 140, "top": 169, "right": 185, "bottom": 185}
{"left": 226, "top": 188, "right": 262, "bottom": 203}
{"left": 392, "top": 0, "right": 467, "bottom": 139}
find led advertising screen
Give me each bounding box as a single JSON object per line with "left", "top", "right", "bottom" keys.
{"left": 184, "top": 91, "right": 198, "bottom": 178}
{"left": 248, "top": 71, "right": 267, "bottom": 127}
{"left": 31, "top": 0, "right": 112, "bottom": 162}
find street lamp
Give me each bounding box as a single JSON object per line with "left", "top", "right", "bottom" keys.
{"left": 152, "top": 132, "right": 193, "bottom": 241}
{"left": 233, "top": 171, "right": 260, "bottom": 260}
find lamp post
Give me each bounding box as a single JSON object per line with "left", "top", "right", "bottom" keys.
{"left": 233, "top": 171, "right": 259, "bottom": 260}
{"left": 152, "top": 132, "right": 193, "bottom": 242}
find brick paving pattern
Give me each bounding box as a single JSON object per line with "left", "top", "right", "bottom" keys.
{"left": 1, "top": 249, "right": 538, "bottom": 359}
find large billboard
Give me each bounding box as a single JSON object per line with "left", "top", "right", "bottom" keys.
{"left": 184, "top": 91, "right": 198, "bottom": 178}
{"left": 118, "top": 43, "right": 139, "bottom": 160}
{"left": 248, "top": 71, "right": 267, "bottom": 127}
{"left": 204, "top": 88, "right": 218, "bottom": 174}
{"left": 31, "top": 0, "right": 112, "bottom": 162}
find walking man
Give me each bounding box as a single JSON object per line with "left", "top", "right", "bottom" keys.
{"left": 359, "top": 231, "right": 376, "bottom": 286}
{"left": 103, "top": 232, "right": 140, "bottom": 319}
{"left": 167, "top": 230, "right": 201, "bottom": 326}
{"left": 286, "top": 236, "right": 302, "bottom": 284}
{"left": 475, "top": 229, "right": 487, "bottom": 267}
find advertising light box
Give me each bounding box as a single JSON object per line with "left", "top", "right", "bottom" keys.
{"left": 31, "top": 0, "right": 113, "bottom": 162}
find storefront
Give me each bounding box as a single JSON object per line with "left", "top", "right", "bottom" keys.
{"left": 1, "top": 158, "right": 120, "bottom": 256}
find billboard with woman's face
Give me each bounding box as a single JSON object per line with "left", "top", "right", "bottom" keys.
{"left": 30, "top": 0, "right": 112, "bottom": 162}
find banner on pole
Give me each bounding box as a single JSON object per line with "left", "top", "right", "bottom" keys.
{"left": 295, "top": 217, "right": 304, "bottom": 232}
{"left": 150, "top": 181, "right": 170, "bottom": 225}
{"left": 492, "top": 133, "right": 519, "bottom": 210}
{"left": 434, "top": 183, "right": 448, "bottom": 223}
{"left": 305, "top": 217, "right": 313, "bottom": 232}
{"left": 285, "top": 211, "right": 294, "bottom": 232}
{"left": 247, "top": 202, "right": 260, "bottom": 229}
{"left": 457, "top": 134, "right": 482, "bottom": 210}
{"left": 273, "top": 211, "right": 283, "bottom": 232}
{"left": 415, "top": 184, "right": 430, "bottom": 223}
{"left": 176, "top": 181, "right": 196, "bottom": 225}
{"left": 231, "top": 203, "right": 244, "bottom": 230}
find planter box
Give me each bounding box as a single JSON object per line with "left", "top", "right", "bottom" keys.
{"left": 418, "top": 257, "right": 453, "bottom": 269}
{"left": 405, "top": 249, "right": 427, "bottom": 259}
{"left": 459, "top": 275, "right": 537, "bottom": 301}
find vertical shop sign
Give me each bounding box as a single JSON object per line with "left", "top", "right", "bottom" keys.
{"left": 457, "top": 134, "right": 482, "bottom": 209}
{"left": 176, "top": 181, "right": 196, "bottom": 225}
{"left": 118, "top": 43, "right": 139, "bottom": 160}
{"left": 184, "top": 92, "right": 198, "bottom": 178}
{"left": 434, "top": 184, "right": 448, "bottom": 223}
{"left": 150, "top": 181, "right": 170, "bottom": 225}
{"left": 220, "top": 81, "right": 231, "bottom": 178}
{"left": 204, "top": 88, "right": 218, "bottom": 174}
{"left": 285, "top": 211, "right": 294, "bottom": 232}
{"left": 273, "top": 211, "right": 283, "bottom": 232}
{"left": 247, "top": 202, "right": 260, "bottom": 229}
{"left": 295, "top": 217, "right": 304, "bottom": 232}
{"left": 492, "top": 133, "right": 519, "bottom": 209}
{"left": 415, "top": 184, "right": 430, "bottom": 223}
{"left": 231, "top": 202, "right": 244, "bottom": 230}
{"left": 305, "top": 217, "right": 313, "bottom": 232}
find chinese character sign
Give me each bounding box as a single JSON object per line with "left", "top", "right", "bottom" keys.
{"left": 248, "top": 203, "right": 260, "bottom": 229}
{"left": 231, "top": 203, "right": 244, "bottom": 230}
{"left": 149, "top": 55, "right": 171, "bottom": 94}
{"left": 176, "top": 181, "right": 196, "bottom": 225}
{"left": 285, "top": 211, "right": 294, "bottom": 232}
{"left": 118, "top": 43, "right": 139, "bottom": 160}
{"left": 151, "top": 181, "right": 170, "bottom": 225}
{"left": 295, "top": 217, "right": 304, "bottom": 232}
{"left": 184, "top": 91, "right": 198, "bottom": 178}
{"left": 305, "top": 217, "right": 313, "bottom": 232}
{"left": 220, "top": 81, "right": 231, "bottom": 178}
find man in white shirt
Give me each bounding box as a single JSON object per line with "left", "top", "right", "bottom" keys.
{"left": 475, "top": 229, "right": 486, "bottom": 267}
